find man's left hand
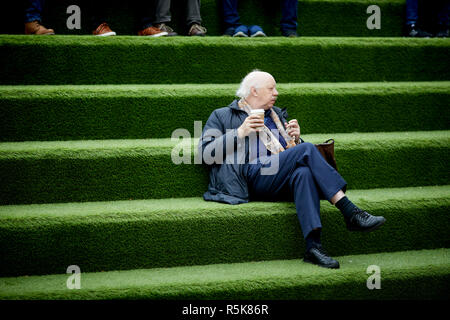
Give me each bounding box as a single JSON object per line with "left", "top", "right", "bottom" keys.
{"left": 285, "top": 119, "right": 300, "bottom": 141}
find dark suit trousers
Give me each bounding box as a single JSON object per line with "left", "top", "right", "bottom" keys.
{"left": 243, "top": 142, "right": 347, "bottom": 239}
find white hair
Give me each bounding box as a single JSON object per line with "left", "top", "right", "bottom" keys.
{"left": 236, "top": 70, "right": 272, "bottom": 98}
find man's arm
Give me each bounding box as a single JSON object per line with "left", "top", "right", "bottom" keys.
{"left": 198, "top": 110, "right": 240, "bottom": 165}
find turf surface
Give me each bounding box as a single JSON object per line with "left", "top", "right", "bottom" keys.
{"left": 0, "top": 186, "right": 448, "bottom": 276}
{"left": 0, "top": 249, "right": 448, "bottom": 300}
{"left": 1, "top": 82, "right": 449, "bottom": 141}
{"left": 2, "top": 36, "right": 449, "bottom": 84}
{"left": 0, "top": 131, "right": 448, "bottom": 204}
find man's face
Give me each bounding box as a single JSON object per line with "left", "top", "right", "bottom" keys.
{"left": 255, "top": 76, "right": 278, "bottom": 110}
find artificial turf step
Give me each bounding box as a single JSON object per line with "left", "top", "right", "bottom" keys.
{"left": 1, "top": 36, "right": 449, "bottom": 85}
{"left": 1, "top": 82, "right": 449, "bottom": 141}
{"left": 0, "top": 131, "right": 448, "bottom": 205}
{"left": 0, "top": 248, "right": 448, "bottom": 300}
{"left": 2, "top": 0, "right": 406, "bottom": 37}
{"left": 1, "top": 185, "right": 449, "bottom": 277}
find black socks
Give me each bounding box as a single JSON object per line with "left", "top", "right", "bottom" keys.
{"left": 305, "top": 229, "right": 321, "bottom": 251}
{"left": 335, "top": 196, "right": 357, "bottom": 219}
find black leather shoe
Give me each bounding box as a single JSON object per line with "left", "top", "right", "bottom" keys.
{"left": 304, "top": 245, "right": 340, "bottom": 269}
{"left": 345, "top": 208, "right": 386, "bottom": 232}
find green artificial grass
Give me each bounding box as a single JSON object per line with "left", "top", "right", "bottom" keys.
{"left": 1, "top": 0, "right": 405, "bottom": 37}
{"left": 1, "top": 36, "right": 449, "bottom": 85}
{"left": 1, "top": 82, "right": 449, "bottom": 141}
{"left": 0, "top": 131, "right": 448, "bottom": 205}
{"left": 0, "top": 186, "right": 449, "bottom": 277}
{"left": 0, "top": 249, "right": 448, "bottom": 300}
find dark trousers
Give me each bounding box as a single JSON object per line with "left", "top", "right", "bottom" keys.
{"left": 25, "top": 0, "right": 44, "bottom": 23}
{"left": 243, "top": 142, "right": 347, "bottom": 239}
{"left": 154, "top": 0, "right": 202, "bottom": 26}
{"left": 222, "top": 0, "right": 298, "bottom": 31}
{"left": 406, "top": 0, "right": 450, "bottom": 27}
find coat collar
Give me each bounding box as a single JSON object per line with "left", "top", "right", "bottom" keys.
{"left": 228, "top": 99, "right": 286, "bottom": 118}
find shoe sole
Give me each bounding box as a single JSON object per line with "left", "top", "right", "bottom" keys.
{"left": 251, "top": 31, "right": 266, "bottom": 37}
{"left": 348, "top": 217, "right": 386, "bottom": 232}
{"left": 95, "top": 32, "right": 116, "bottom": 37}
{"left": 233, "top": 31, "right": 248, "bottom": 37}
{"left": 303, "top": 258, "right": 340, "bottom": 269}
{"left": 141, "top": 32, "right": 169, "bottom": 37}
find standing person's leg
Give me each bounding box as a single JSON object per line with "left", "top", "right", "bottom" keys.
{"left": 222, "top": 0, "right": 241, "bottom": 35}
{"left": 186, "top": 0, "right": 207, "bottom": 36}
{"left": 280, "top": 0, "right": 298, "bottom": 37}
{"left": 436, "top": 0, "right": 450, "bottom": 37}
{"left": 186, "top": 0, "right": 202, "bottom": 26}
{"left": 405, "top": 0, "right": 432, "bottom": 37}
{"left": 406, "top": 0, "right": 419, "bottom": 26}
{"left": 153, "top": 0, "right": 178, "bottom": 36}
{"left": 154, "top": 0, "right": 172, "bottom": 25}
{"left": 24, "top": 0, "right": 55, "bottom": 34}
{"left": 25, "top": 0, "right": 43, "bottom": 23}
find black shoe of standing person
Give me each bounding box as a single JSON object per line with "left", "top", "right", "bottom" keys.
{"left": 435, "top": 27, "right": 449, "bottom": 38}
{"left": 345, "top": 208, "right": 386, "bottom": 232}
{"left": 406, "top": 24, "right": 432, "bottom": 37}
{"left": 304, "top": 245, "right": 340, "bottom": 269}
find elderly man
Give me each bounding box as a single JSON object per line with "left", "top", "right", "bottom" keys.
{"left": 199, "top": 70, "right": 386, "bottom": 269}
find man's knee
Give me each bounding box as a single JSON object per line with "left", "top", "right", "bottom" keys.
{"left": 292, "top": 142, "right": 315, "bottom": 156}
{"left": 290, "top": 166, "right": 313, "bottom": 183}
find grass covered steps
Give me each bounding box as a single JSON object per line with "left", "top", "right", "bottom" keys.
{"left": 0, "top": 131, "right": 448, "bottom": 205}
{"left": 1, "top": 186, "right": 449, "bottom": 277}
{"left": 1, "top": 36, "right": 450, "bottom": 85}
{"left": 0, "top": 249, "right": 448, "bottom": 300}
{"left": 1, "top": 82, "right": 449, "bottom": 141}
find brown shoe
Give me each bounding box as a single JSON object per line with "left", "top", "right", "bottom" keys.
{"left": 93, "top": 22, "right": 116, "bottom": 36}
{"left": 25, "top": 21, "right": 55, "bottom": 35}
{"left": 137, "top": 26, "right": 168, "bottom": 37}
{"left": 188, "top": 24, "right": 207, "bottom": 36}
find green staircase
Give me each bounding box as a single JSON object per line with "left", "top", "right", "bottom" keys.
{"left": 1, "top": 0, "right": 449, "bottom": 300}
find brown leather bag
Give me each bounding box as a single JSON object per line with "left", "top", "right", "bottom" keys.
{"left": 315, "top": 139, "right": 338, "bottom": 171}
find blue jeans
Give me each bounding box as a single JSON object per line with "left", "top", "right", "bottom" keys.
{"left": 406, "top": 0, "right": 450, "bottom": 26}
{"left": 243, "top": 142, "right": 347, "bottom": 239}
{"left": 222, "top": 0, "right": 298, "bottom": 31}
{"left": 25, "top": 0, "right": 44, "bottom": 23}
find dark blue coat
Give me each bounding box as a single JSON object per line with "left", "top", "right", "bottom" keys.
{"left": 198, "top": 99, "right": 291, "bottom": 204}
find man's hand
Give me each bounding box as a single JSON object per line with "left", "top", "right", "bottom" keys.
{"left": 285, "top": 119, "right": 300, "bottom": 141}
{"left": 237, "top": 114, "right": 265, "bottom": 138}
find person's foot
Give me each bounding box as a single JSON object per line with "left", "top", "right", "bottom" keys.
{"left": 188, "top": 23, "right": 207, "bottom": 36}
{"left": 435, "top": 27, "right": 449, "bottom": 38}
{"left": 93, "top": 22, "right": 116, "bottom": 36}
{"left": 154, "top": 23, "right": 178, "bottom": 36}
{"left": 304, "top": 245, "right": 340, "bottom": 269}
{"left": 233, "top": 25, "right": 249, "bottom": 37}
{"left": 345, "top": 208, "right": 386, "bottom": 232}
{"left": 138, "top": 26, "right": 168, "bottom": 37}
{"left": 282, "top": 29, "right": 298, "bottom": 37}
{"left": 249, "top": 25, "right": 266, "bottom": 37}
{"left": 405, "top": 24, "right": 432, "bottom": 37}
{"left": 223, "top": 27, "right": 235, "bottom": 36}
{"left": 25, "top": 21, "right": 55, "bottom": 35}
